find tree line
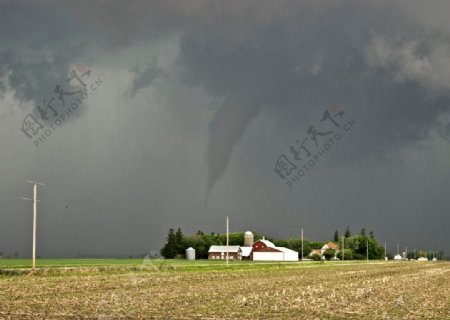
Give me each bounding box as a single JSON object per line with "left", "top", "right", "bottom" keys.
{"left": 160, "top": 226, "right": 392, "bottom": 260}
{"left": 160, "top": 228, "right": 263, "bottom": 259}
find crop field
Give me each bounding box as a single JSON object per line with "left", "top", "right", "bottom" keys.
{"left": 0, "top": 260, "right": 449, "bottom": 319}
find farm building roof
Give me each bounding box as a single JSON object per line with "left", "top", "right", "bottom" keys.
{"left": 208, "top": 246, "right": 241, "bottom": 253}
{"left": 323, "top": 242, "right": 339, "bottom": 250}
{"left": 259, "top": 239, "right": 276, "bottom": 248}
{"left": 241, "top": 247, "right": 252, "bottom": 257}
{"left": 275, "top": 247, "right": 297, "bottom": 253}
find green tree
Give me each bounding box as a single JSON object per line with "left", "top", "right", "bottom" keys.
{"left": 273, "top": 239, "right": 289, "bottom": 248}
{"left": 323, "top": 249, "right": 335, "bottom": 260}
{"left": 160, "top": 228, "right": 177, "bottom": 258}
{"left": 311, "top": 254, "right": 322, "bottom": 261}
{"left": 369, "top": 230, "right": 375, "bottom": 239}
{"left": 360, "top": 228, "right": 366, "bottom": 236}
{"left": 344, "top": 225, "right": 351, "bottom": 238}
{"left": 351, "top": 235, "right": 368, "bottom": 256}
{"left": 191, "top": 235, "right": 208, "bottom": 259}
{"left": 175, "top": 228, "right": 183, "bottom": 245}
{"left": 175, "top": 228, "right": 185, "bottom": 256}
{"left": 218, "top": 232, "right": 244, "bottom": 245}
{"left": 345, "top": 234, "right": 384, "bottom": 260}
{"left": 308, "top": 241, "right": 325, "bottom": 249}
{"left": 369, "top": 238, "right": 384, "bottom": 259}
{"left": 333, "top": 230, "right": 339, "bottom": 242}
{"left": 352, "top": 252, "right": 366, "bottom": 260}
{"left": 196, "top": 230, "right": 204, "bottom": 237}
{"left": 337, "top": 249, "right": 353, "bottom": 260}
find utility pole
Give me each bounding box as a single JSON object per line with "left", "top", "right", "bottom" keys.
{"left": 301, "top": 228, "right": 304, "bottom": 261}
{"left": 384, "top": 243, "right": 387, "bottom": 261}
{"left": 22, "top": 180, "right": 44, "bottom": 271}
{"left": 366, "top": 239, "right": 369, "bottom": 262}
{"left": 226, "top": 216, "right": 229, "bottom": 267}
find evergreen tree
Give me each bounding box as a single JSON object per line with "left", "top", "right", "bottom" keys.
{"left": 360, "top": 228, "right": 366, "bottom": 236}
{"left": 160, "top": 228, "right": 177, "bottom": 258}
{"left": 175, "top": 228, "right": 185, "bottom": 256}
{"left": 369, "top": 230, "right": 375, "bottom": 239}
{"left": 344, "top": 225, "right": 351, "bottom": 238}
{"left": 175, "top": 228, "right": 183, "bottom": 244}
{"left": 333, "top": 230, "right": 339, "bottom": 242}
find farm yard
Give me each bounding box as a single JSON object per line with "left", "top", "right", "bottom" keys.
{"left": 0, "top": 260, "right": 448, "bottom": 319}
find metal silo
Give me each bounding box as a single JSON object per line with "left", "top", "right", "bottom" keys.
{"left": 244, "top": 231, "right": 254, "bottom": 247}
{"left": 186, "top": 247, "right": 196, "bottom": 260}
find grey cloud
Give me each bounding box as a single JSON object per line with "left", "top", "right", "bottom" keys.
{"left": 365, "top": 35, "right": 450, "bottom": 96}
{"left": 175, "top": 1, "right": 450, "bottom": 196}
{"left": 129, "top": 62, "right": 165, "bottom": 96}
{"left": 0, "top": 2, "right": 89, "bottom": 123}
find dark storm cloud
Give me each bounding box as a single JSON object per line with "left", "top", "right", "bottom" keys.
{"left": 174, "top": 1, "right": 450, "bottom": 196}
{"left": 3, "top": 1, "right": 450, "bottom": 153}
{"left": 0, "top": 2, "right": 90, "bottom": 123}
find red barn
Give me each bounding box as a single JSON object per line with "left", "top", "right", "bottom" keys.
{"left": 251, "top": 238, "right": 298, "bottom": 261}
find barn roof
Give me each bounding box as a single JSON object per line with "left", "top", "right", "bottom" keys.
{"left": 257, "top": 239, "right": 276, "bottom": 248}
{"left": 241, "top": 247, "right": 253, "bottom": 257}
{"left": 208, "top": 245, "right": 241, "bottom": 253}
{"left": 276, "top": 247, "right": 298, "bottom": 253}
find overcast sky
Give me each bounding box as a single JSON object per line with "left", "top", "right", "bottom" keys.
{"left": 1, "top": 1, "right": 449, "bottom": 257}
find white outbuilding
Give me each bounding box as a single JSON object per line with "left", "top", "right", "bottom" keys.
{"left": 417, "top": 257, "right": 428, "bottom": 261}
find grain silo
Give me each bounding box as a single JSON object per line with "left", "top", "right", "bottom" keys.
{"left": 244, "top": 231, "right": 254, "bottom": 247}
{"left": 186, "top": 247, "right": 196, "bottom": 260}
